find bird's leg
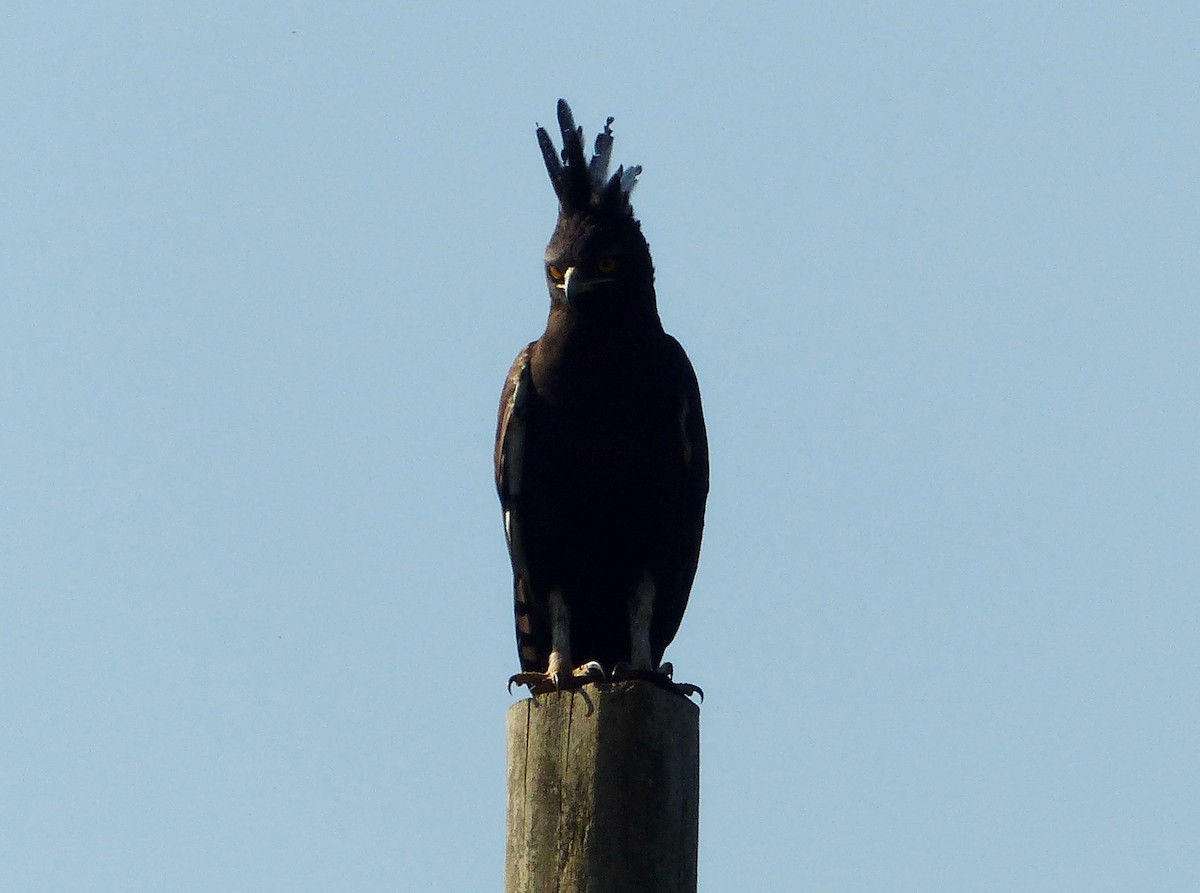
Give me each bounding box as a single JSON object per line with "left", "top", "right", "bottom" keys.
{"left": 611, "top": 575, "right": 703, "bottom": 702}
{"left": 508, "top": 589, "right": 605, "bottom": 696}
{"left": 628, "top": 574, "right": 655, "bottom": 672}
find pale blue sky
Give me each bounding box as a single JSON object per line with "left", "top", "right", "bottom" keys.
{"left": 3, "top": 3, "right": 1197, "bottom": 891}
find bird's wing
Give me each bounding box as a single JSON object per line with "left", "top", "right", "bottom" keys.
{"left": 650, "top": 335, "right": 710, "bottom": 664}
{"left": 495, "top": 343, "right": 548, "bottom": 671}
{"left": 495, "top": 343, "right": 533, "bottom": 552}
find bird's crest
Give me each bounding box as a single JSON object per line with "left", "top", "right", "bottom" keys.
{"left": 537, "top": 99, "right": 642, "bottom": 217}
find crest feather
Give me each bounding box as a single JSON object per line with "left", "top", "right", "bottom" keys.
{"left": 536, "top": 99, "right": 640, "bottom": 216}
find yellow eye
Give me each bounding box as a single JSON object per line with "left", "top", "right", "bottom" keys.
{"left": 548, "top": 265, "right": 564, "bottom": 281}
{"left": 598, "top": 257, "right": 617, "bottom": 274}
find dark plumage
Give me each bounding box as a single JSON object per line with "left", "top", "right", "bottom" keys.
{"left": 495, "top": 100, "right": 708, "bottom": 698}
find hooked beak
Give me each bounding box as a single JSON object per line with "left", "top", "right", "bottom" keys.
{"left": 557, "top": 266, "right": 610, "bottom": 307}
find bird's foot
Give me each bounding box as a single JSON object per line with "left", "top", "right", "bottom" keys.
{"left": 611, "top": 661, "right": 704, "bottom": 702}
{"left": 507, "top": 660, "right": 606, "bottom": 696}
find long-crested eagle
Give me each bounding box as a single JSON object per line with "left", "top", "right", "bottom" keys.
{"left": 495, "top": 100, "right": 708, "bottom": 698}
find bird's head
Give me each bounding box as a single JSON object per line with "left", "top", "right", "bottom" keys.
{"left": 537, "top": 100, "right": 656, "bottom": 319}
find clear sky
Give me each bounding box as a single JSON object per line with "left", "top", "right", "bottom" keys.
{"left": 3, "top": 3, "right": 1197, "bottom": 891}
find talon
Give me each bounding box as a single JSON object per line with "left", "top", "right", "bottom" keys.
{"left": 675, "top": 682, "right": 703, "bottom": 703}
{"left": 508, "top": 671, "right": 546, "bottom": 695}
{"left": 506, "top": 662, "right": 608, "bottom": 697}
{"left": 604, "top": 663, "right": 702, "bottom": 701}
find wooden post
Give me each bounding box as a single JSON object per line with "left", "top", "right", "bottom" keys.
{"left": 505, "top": 680, "right": 699, "bottom": 893}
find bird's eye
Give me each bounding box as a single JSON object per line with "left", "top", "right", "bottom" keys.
{"left": 598, "top": 257, "right": 617, "bottom": 274}
{"left": 548, "top": 265, "right": 564, "bottom": 281}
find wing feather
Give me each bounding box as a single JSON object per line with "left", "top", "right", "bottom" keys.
{"left": 649, "top": 335, "right": 709, "bottom": 665}
{"left": 495, "top": 344, "right": 547, "bottom": 671}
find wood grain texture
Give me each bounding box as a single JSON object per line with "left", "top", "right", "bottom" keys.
{"left": 505, "top": 681, "right": 699, "bottom": 893}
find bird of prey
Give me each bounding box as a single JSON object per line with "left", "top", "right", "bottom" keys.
{"left": 495, "top": 99, "right": 708, "bottom": 698}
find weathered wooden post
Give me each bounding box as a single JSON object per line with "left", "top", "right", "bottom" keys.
{"left": 505, "top": 681, "right": 700, "bottom": 893}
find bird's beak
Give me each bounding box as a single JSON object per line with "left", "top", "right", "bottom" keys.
{"left": 560, "top": 267, "right": 604, "bottom": 307}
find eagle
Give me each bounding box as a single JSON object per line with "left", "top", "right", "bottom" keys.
{"left": 495, "top": 100, "right": 708, "bottom": 699}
